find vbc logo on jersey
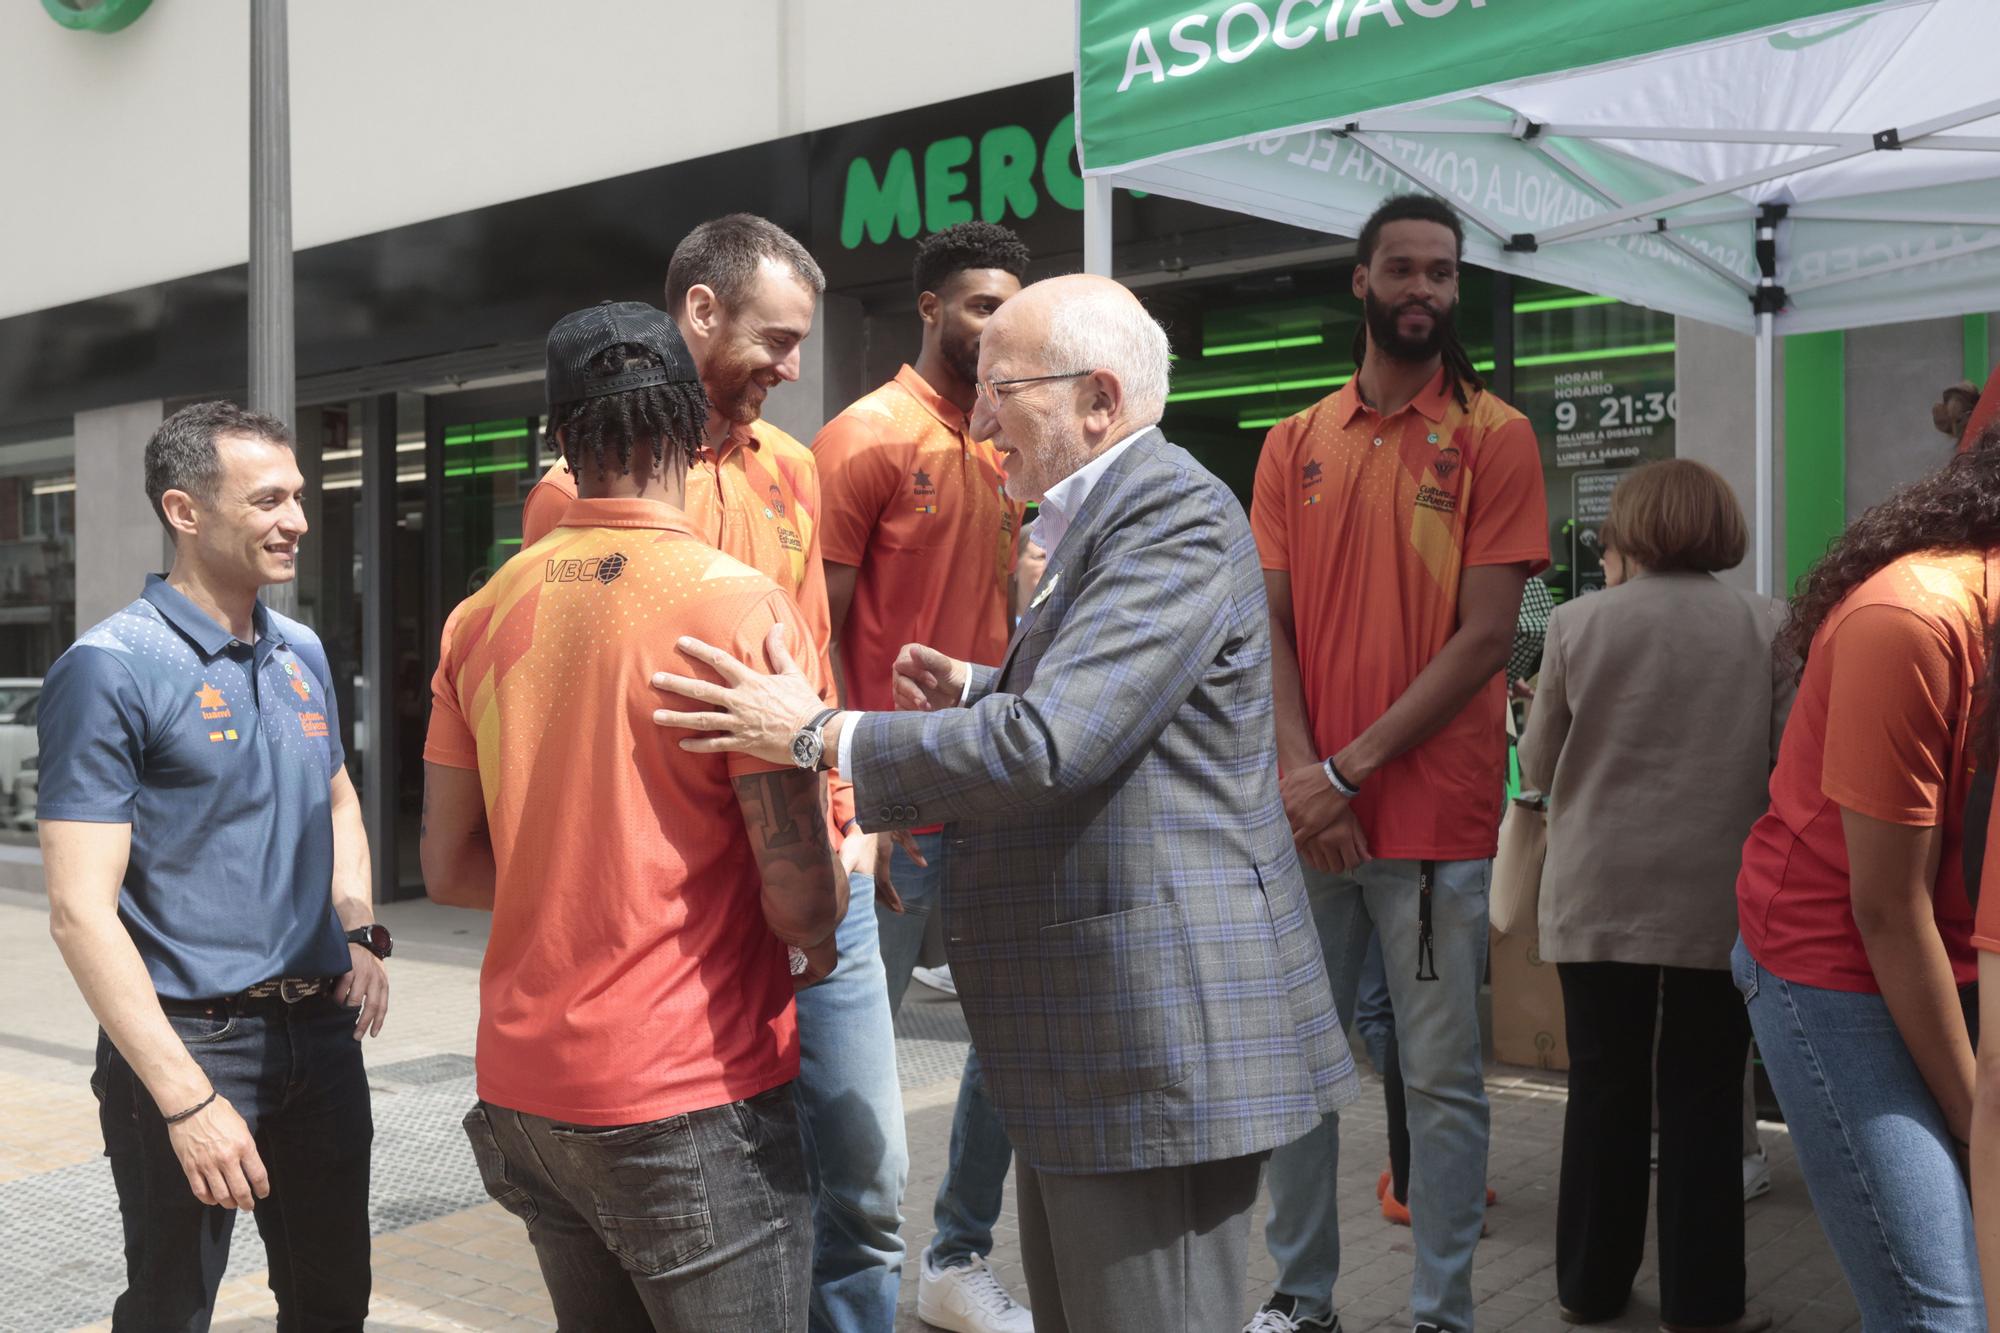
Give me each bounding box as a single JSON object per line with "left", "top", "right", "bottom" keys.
{"left": 545, "top": 553, "right": 628, "bottom": 585}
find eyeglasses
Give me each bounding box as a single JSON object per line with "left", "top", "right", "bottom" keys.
{"left": 974, "top": 371, "right": 1092, "bottom": 409}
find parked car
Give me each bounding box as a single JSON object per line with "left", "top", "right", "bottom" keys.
{"left": 0, "top": 679, "right": 40, "bottom": 812}
{"left": 7, "top": 752, "right": 34, "bottom": 832}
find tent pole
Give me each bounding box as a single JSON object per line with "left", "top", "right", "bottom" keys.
{"left": 1755, "top": 314, "right": 1776, "bottom": 599}
{"left": 1084, "top": 177, "right": 1114, "bottom": 277}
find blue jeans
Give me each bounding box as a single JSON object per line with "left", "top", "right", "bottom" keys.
{"left": 875, "top": 830, "right": 1015, "bottom": 1269}
{"left": 466, "top": 1087, "right": 811, "bottom": 1330}
{"left": 93, "top": 992, "right": 374, "bottom": 1332}
{"left": 1264, "top": 860, "right": 1492, "bottom": 1332}
{"left": 793, "top": 870, "right": 909, "bottom": 1332}
{"left": 1732, "top": 939, "right": 1983, "bottom": 1331}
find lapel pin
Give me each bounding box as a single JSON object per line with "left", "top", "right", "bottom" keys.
{"left": 1030, "top": 573, "right": 1060, "bottom": 610}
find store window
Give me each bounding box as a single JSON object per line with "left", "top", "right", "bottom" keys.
{"left": 0, "top": 435, "right": 78, "bottom": 841}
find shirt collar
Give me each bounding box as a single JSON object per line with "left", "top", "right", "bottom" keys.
{"left": 143, "top": 573, "right": 280, "bottom": 659}
{"left": 1030, "top": 430, "right": 1148, "bottom": 556}
{"left": 556, "top": 496, "right": 699, "bottom": 536}
{"left": 894, "top": 364, "right": 971, "bottom": 436}
{"left": 1333, "top": 366, "right": 1454, "bottom": 428}
{"left": 711, "top": 420, "right": 764, "bottom": 463}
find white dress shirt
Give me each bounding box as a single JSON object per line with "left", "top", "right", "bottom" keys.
{"left": 833, "top": 429, "right": 1148, "bottom": 784}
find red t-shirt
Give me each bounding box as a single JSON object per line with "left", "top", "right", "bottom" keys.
{"left": 1738, "top": 551, "right": 1994, "bottom": 993}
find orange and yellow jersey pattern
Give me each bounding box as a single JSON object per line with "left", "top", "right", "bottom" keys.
{"left": 1251, "top": 369, "right": 1549, "bottom": 860}
{"left": 813, "top": 366, "right": 1023, "bottom": 713}
{"left": 425, "top": 497, "right": 821, "bottom": 1126}
{"left": 520, "top": 420, "right": 851, "bottom": 829}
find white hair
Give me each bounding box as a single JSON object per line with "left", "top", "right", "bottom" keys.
{"left": 1040, "top": 286, "right": 1173, "bottom": 427}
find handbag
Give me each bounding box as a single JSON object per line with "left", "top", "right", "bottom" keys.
{"left": 1489, "top": 794, "right": 1548, "bottom": 937}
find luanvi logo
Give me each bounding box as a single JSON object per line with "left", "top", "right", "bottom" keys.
{"left": 545, "top": 554, "right": 628, "bottom": 585}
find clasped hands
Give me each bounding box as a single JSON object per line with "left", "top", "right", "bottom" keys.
{"left": 1280, "top": 762, "right": 1370, "bottom": 876}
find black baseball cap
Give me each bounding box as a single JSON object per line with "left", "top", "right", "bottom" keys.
{"left": 545, "top": 300, "right": 699, "bottom": 410}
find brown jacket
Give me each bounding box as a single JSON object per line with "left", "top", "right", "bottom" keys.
{"left": 1518, "top": 571, "right": 1795, "bottom": 970}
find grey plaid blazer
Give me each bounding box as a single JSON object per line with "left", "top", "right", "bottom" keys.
{"left": 850, "top": 429, "right": 1358, "bottom": 1175}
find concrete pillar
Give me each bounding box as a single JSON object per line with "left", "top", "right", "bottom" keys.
{"left": 74, "top": 401, "right": 169, "bottom": 631}
{"left": 1845, "top": 316, "right": 1964, "bottom": 513}
{"left": 1675, "top": 318, "right": 1783, "bottom": 597}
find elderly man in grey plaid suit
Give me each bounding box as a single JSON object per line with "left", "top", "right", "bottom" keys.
{"left": 654, "top": 273, "right": 1360, "bottom": 1333}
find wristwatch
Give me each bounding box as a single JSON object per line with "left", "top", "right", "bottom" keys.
{"left": 791, "top": 709, "right": 842, "bottom": 772}
{"left": 346, "top": 924, "right": 393, "bottom": 960}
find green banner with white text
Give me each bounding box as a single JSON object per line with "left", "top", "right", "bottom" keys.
{"left": 1077, "top": 0, "right": 1910, "bottom": 172}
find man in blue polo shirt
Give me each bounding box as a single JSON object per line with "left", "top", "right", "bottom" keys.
{"left": 38, "top": 400, "right": 390, "bottom": 1331}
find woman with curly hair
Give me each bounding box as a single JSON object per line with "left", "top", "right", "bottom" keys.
{"left": 1734, "top": 432, "right": 2000, "bottom": 1332}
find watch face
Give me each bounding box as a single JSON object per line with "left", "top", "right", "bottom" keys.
{"left": 791, "top": 733, "right": 822, "bottom": 769}
{"left": 364, "top": 925, "right": 392, "bottom": 959}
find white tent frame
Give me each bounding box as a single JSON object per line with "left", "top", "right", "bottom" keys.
{"left": 1084, "top": 98, "right": 2000, "bottom": 595}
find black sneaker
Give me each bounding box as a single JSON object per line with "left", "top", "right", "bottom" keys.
{"left": 1413, "top": 1324, "right": 1452, "bottom": 1333}
{"left": 1243, "top": 1294, "right": 1340, "bottom": 1332}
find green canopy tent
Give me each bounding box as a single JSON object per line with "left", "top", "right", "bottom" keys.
{"left": 1073, "top": 0, "right": 2000, "bottom": 593}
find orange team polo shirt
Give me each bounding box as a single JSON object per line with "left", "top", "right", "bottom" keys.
{"left": 812, "top": 365, "right": 1023, "bottom": 712}
{"left": 1250, "top": 369, "right": 1550, "bottom": 861}
{"left": 426, "top": 497, "right": 825, "bottom": 1125}
{"left": 521, "top": 421, "right": 853, "bottom": 830}
{"left": 1739, "top": 550, "right": 1994, "bottom": 994}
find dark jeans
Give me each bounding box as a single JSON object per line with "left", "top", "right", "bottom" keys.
{"left": 92, "top": 992, "right": 374, "bottom": 1333}
{"left": 1556, "top": 961, "right": 1748, "bottom": 1326}
{"left": 465, "top": 1085, "right": 812, "bottom": 1331}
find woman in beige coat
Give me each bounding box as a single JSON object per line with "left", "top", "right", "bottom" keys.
{"left": 1518, "top": 460, "right": 1793, "bottom": 1333}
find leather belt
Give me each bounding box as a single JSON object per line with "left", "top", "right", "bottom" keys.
{"left": 160, "top": 977, "right": 332, "bottom": 1016}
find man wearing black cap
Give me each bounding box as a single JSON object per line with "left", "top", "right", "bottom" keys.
{"left": 422, "top": 302, "right": 846, "bottom": 1330}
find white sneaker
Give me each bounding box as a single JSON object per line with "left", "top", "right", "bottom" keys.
{"left": 1743, "top": 1148, "right": 1772, "bottom": 1202}
{"left": 913, "top": 964, "right": 959, "bottom": 998}
{"left": 916, "top": 1247, "right": 1033, "bottom": 1333}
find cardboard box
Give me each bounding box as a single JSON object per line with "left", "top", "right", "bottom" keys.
{"left": 1489, "top": 926, "right": 1569, "bottom": 1071}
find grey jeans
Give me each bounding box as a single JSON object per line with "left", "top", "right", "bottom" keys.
{"left": 463, "top": 1086, "right": 812, "bottom": 1331}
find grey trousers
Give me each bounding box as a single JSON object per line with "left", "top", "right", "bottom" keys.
{"left": 1016, "top": 1151, "right": 1266, "bottom": 1333}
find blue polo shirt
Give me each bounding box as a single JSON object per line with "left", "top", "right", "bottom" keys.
{"left": 37, "top": 576, "right": 351, "bottom": 1000}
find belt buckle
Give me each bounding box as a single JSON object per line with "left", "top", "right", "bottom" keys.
{"left": 278, "top": 978, "right": 320, "bottom": 1004}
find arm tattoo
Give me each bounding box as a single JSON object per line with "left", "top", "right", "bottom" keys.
{"left": 737, "top": 770, "right": 808, "bottom": 850}
{"left": 733, "top": 769, "right": 840, "bottom": 946}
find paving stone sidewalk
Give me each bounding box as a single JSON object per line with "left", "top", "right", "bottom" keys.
{"left": 0, "top": 887, "right": 1858, "bottom": 1332}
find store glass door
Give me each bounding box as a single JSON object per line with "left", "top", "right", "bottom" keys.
{"left": 385, "top": 382, "right": 548, "bottom": 895}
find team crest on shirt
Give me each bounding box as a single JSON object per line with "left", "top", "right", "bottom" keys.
{"left": 764, "top": 483, "right": 786, "bottom": 520}
{"left": 1301, "top": 458, "right": 1324, "bottom": 506}
{"left": 283, "top": 659, "right": 311, "bottom": 702}
{"left": 913, "top": 469, "right": 938, "bottom": 515}
{"left": 1433, "top": 446, "right": 1462, "bottom": 481}
{"left": 196, "top": 682, "right": 232, "bottom": 721}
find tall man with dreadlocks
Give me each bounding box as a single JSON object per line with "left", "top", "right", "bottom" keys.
{"left": 422, "top": 302, "right": 844, "bottom": 1330}
{"left": 1246, "top": 195, "right": 1549, "bottom": 1333}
